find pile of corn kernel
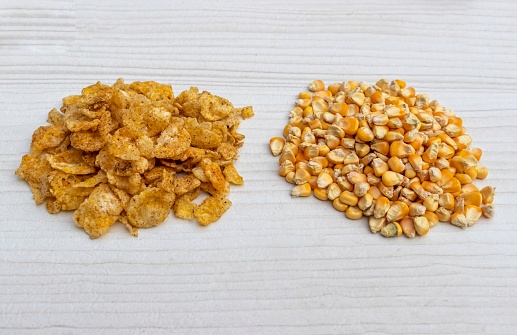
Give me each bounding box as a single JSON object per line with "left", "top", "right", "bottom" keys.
{"left": 270, "top": 79, "right": 495, "bottom": 237}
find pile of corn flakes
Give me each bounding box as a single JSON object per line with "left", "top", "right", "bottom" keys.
{"left": 16, "top": 79, "right": 253, "bottom": 238}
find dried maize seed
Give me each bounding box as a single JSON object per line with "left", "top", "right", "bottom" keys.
{"left": 475, "top": 165, "right": 488, "bottom": 179}
{"left": 327, "top": 183, "right": 341, "bottom": 200}
{"left": 332, "top": 198, "right": 349, "bottom": 212}
{"left": 400, "top": 217, "right": 415, "bottom": 238}
{"left": 436, "top": 207, "right": 451, "bottom": 222}
{"left": 347, "top": 172, "right": 367, "bottom": 185}
{"left": 346, "top": 206, "right": 363, "bottom": 220}
{"left": 285, "top": 171, "right": 296, "bottom": 184}
{"left": 368, "top": 216, "right": 386, "bottom": 233}
{"left": 480, "top": 186, "right": 495, "bottom": 204}
{"left": 409, "top": 203, "right": 426, "bottom": 217}
{"left": 414, "top": 216, "right": 430, "bottom": 236}
{"left": 461, "top": 183, "right": 479, "bottom": 193}
{"left": 386, "top": 201, "right": 409, "bottom": 222}
{"left": 381, "top": 222, "right": 402, "bottom": 237}
{"left": 316, "top": 172, "right": 333, "bottom": 188}
{"left": 358, "top": 193, "right": 374, "bottom": 211}
{"left": 481, "top": 204, "right": 494, "bottom": 218}
{"left": 294, "top": 168, "right": 311, "bottom": 185}
{"left": 464, "top": 205, "right": 482, "bottom": 226}
{"left": 423, "top": 211, "right": 439, "bottom": 227}
{"left": 459, "top": 191, "right": 482, "bottom": 207}
{"left": 438, "top": 193, "right": 454, "bottom": 210}
{"left": 423, "top": 195, "right": 439, "bottom": 212}
{"left": 309, "top": 80, "right": 325, "bottom": 92}
{"left": 270, "top": 137, "right": 285, "bottom": 156}
{"left": 390, "top": 141, "right": 415, "bottom": 158}
{"left": 382, "top": 171, "right": 404, "bottom": 187}
{"left": 387, "top": 156, "right": 405, "bottom": 173}
{"left": 455, "top": 173, "right": 472, "bottom": 185}
{"left": 314, "top": 187, "right": 328, "bottom": 201}
{"left": 339, "top": 190, "right": 359, "bottom": 206}
{"left": 354, "top": 181, "right": 370, "bottom": 197}
{"left": 429, "top": 167, "right": 441, "bottom": 183}
{"left": 279, "top": 160, "right": 295, "bottom": 177}
{"left": 291, "top": 183, "right": 311, "bottom": 197}
{"left": 421, "top": 181, "right": 443, "bottom": 194}
{"left": 308, "top": 176, "right": 318, "bottom": 189}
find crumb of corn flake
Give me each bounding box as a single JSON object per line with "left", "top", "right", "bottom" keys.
{"left": 16, "top": 79, "right": 253, "bottom": 239}
{"left": 270, "top": 79, "right": 495, "bottom": 237}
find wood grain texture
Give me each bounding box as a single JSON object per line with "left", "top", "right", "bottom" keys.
{"left": 1, "top": 0, "right": 516, "bottom": 334}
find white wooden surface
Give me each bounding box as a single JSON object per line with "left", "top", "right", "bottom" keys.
{"left": 1, "top": 1, "right": 516, "bottom": 334}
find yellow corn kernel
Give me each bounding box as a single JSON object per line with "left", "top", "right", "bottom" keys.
{"left": 455, "top": 173, "right": 472, "bottom": 185}
{"left": 399, "top": 217, "right": 415, "bottom": 238}
{"left": 291, "top": 183, "right": 311, "bottom": 197}
{"left": 340, "top": 116, "right": 360, "bottom": 135}
{"left": 404, "top": 163, "right": 417, "bottom": 179}
{"left": 299, "top": 91, "right": 312, "bottom": 99}
{"left": 332, "top": 198, "right": 349, "bottom": 212}
{"left": 464, "top": 166, "right": 477, "bottom": 180}
{"left": 372, "top": 158, "right": 389, "bottom": 177}
{"left": 315, "top": 90, "right": 332, "bottom": 99}
{"left": 394, "top": 79, "right": 406, "bottom": 89}
{"left": 355, "top": 143, "right": 371, "bottom": 158}
{"left": 303, "top": 106, "right": 314, "bottom": 117}
{"left": 370, "top": 141, "right": 390, "bottom": 156}
{"left": 381, "top": 222, "right": 402, "bottom": 237}
{"left": 450, "top": 213, "right": 468, "bottom": 228}
{"left": 423, "top": 211, "right": 439, "bottom": 227}
{"left": 369, "top": 216, "right": 386, "bottom": 233}
{"left": 346, "top": 206, "right": 363, "bottom": 220}
{"left": 336, "top": 176, "right": 354, "bottom": 192}
{"left": 400, "top": 188, "right": 417, "bottom": 201}
{"left": 437, "top": 143, "right": 455, "bottom": 159}
{"left": 295, "top": 151, "right": 307, "bottom": 163}
{"left": 313, "top": 187, "right": 328, "bottom": 201}
{"left": 480, "top": 186, "right": 495, "bottom": 204}
{"left": 444, "top": 124, "right": 464, "bottom": 138}
{"left": 429, "top": 167, "right": 441, "bottom": 183}
{"left": 422, "top": 142, "right": 439, "bottom": 163}
{"left": 475, "top": 165, "right": 488, "bottom": 179}
{"left": 441, "top": 177, "right": 461, "bottom": 196}
{"left": 294, "top": 168, "right": 311, "bottom": 185}
{"left": 437, "top": 133, "right": 458, "bottom": 150}
{"left": 295, "top": 98, "right": 311, "bottom": 109}
{"left": 423, "top": 195, "right": 439, "bottom": 212}
{"left": 339, "top": 190, "right": 359, "bottom": 206}
{"left": 367, "top": 185, "right": 382, "bottom": 199}
{"left": 390, "top": 141, "right": 415, "bottom": 158}
{"left": 464, "top": 205, "right": 482, "bottom": 227}
{"left": 387, "top": 156, "right": 405, "bottom": 173}
{"left": 459, "top": 191, "right": 482, "bottom": 207}
{"left": 410, "top": 181, "right": 430, "bottom": 200}
{"left": 285, "top": 171, "right": 296, "bottom": 184}
{"left": 363, "top": 166, "right": 374, "bottom": 175}
{"left": 325, "top": 135, "right": 340, "bottom": 150}
{"left": 328, "top": 83, "right": 340, "bottom": 96}
{"left": 453, "top": 134, "right": 473, "bottom": 150}
{"left": 309, "top": 79, "right": 325, "bottom": 92}
{"left": 372, "top": 113, "right": 389, "bottom": 126}
{"left": 481, "top": 204, "right": 494, "bottom": 218}
{"left": 308, "top": 175, "right": 318, "bottom": 190}
{"left": 386, "top": 201, "right": 409, "bottom": 222}
{"left": 350, "top": 92, "right": 365, "bottom": 106}
{"left": 327, "top": 183, "right": 341, "bottom": 201}
{"left": 382, "top": 171, "right": 404, "bottom": 187}
{"left": 421, "top": 181, "right": 442, "bottom": 194}
{"left": 436, "top": 207, "right": 451, "bottom": 222}
{"left": 454, "top": 197, "right": 465, "bottom": 215}
{"left": 309, "top": 119, "right": 322, "bottom": 130}
{"left": 356, "top": 127, "right": 375, "bottom": 142}
{"left": 409, "top": 203, "right": 426, "bottom": 217}
{"left": 413, "top": 216, "right": 430, "bottom": 236}
{"left": 469, "top": 147, "right": 483, "bottom": 161}
{"left": 370, "top": 91, "right": 384, "bottom": 104}
{"left": 385, "top": 131, "right": 404, "bottom": 142}
{"left": 358, "top": 193, "right": 374, "bottom": 211}
{"left": 439, "top": 193, "right": 454, "bottom": 210}
{"left": 312, "top": 99, "right": 329, "bottom": 114}
{"left": 377, "top": 182, "right": 394, "bottom": 199}
{"left": 461, "top": 183, "right": 479, "bottom": 193}
{"left": 316, "top": 172, "right": 333, "bottom": 188}
{"left": 372, "top": 125, "right": 389, "bottom": 139}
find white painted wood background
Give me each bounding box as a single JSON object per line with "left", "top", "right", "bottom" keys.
{"left": 1, "top": 0, "right": 516, "bottom": 334}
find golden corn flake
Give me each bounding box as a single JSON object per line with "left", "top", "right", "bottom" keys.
{"left": 17, "top": 79, "right": 252, "bottom": 238}
{"left": 126, "top": 188, "right": 175, "bottom": 228}
{"left": 223, "top": 164, "right": 244, "bottom": 185}
{"left": 195, "top": 196, "right": 232, "bottom": 226}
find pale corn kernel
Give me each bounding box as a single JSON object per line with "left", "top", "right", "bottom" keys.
{"left": 436, "top": 207, "right": 451, "bottom": 222}
{"left": 372, "top": 158, "right": 389, "bottom": 177}
{"left": 358, "top": 193, "right": 374, "bottom": 211}
{"left": 339, "top": 190, "right": 359, "bottom": 206}
{"left": 369, "top": 216, "right": 386, "bottom": 233}
{"left": 450, "top": 213, "right": 468, "bottom": 228}
{"left": 475, "top": 165, "right": 488, "bottom": 179}
{"left": 480, "top": 186, "right": 495, "bottom": 204}
{"left": 377, "top": 182, "right": 394, "bottom": 199}
{"left": 382, "top": 171, "right": 404, "bottom": 187}
{"left": 355, "top": 143, "right": 370, "bottom": 158}
{"left": 438, "top": 193, "right": 454, "bottom": 210}
{"left": 423, "top": 195, "right": 439, "bottom": 212}
{"left": 295, "top": 98, "right": 311, "bottom": 109}
{"left": 372, "top": 125, "right": 389, "bottom": 139}
{"left": 421, "top": 181, "right": 443, "bottom": 194}
{"left": 354, "top": 181, "right": 370, "bottom": 197}
{"left": 279, "top": 147, "right": 296, "bottom": 165}
{"left": 314, "top": 188, "right": 328, "bottom": 201}
{"left": 469, "top": 147, "right": 483, "bottom": 161}
{"left": 327, "top": 183, "right": 341, "bottom": 200}
{"left": 386, "top": 201, "right": 409, "bottom": 222}
{"left": 327, "top": 149, "right": 346, "bottom": 164}
{"left": 381, "top": 222, "right": 402, "bottom": 237}
{"left": 294, "top": 168, "right": 311, "bottom": 185}
{"left": 316, "top": 172, "right": 333, "bottom": 188}
{"left": 400, "top": 217, "right": 415, "bottom": 238}
{"left": 481, "top": 204, "right": 494, "bottom": 218}
{"left": 400, "top": 187, "right": 417, "bottom": 201}
{"left": 270, "top": 137, "right": 285, "bottom": 156}
{"left": 336, "top": 176, "right": 354, "bottom": 192}
{"left": 327, "top": 125, "right": 345, "bottom": 139}
{"left": 322, "top": 111, "right": 335, "bottom": 123}
{"left": 279, "top": 160, "right": 295, "bottom": 177}
{"left": 309, "top": 80, "right": 325, "bottom": 92}
{"left": 347, "top": 172, "right": 367, "bottom": 185}
{"left": 356, "top": 127, "right": 375, "bottom": 142}
{"left": 291, "top": 183, "right": 311, "bottom": 197}
{"left": 429, "top": 167, "right": 441, "bottom": 183}
{"left": 350, "top": 92, "right": 365, "bottom": 106}
{"left": 423, "top": 211, "right": 439, "bottom": 227}
{"left": 374, "top": 196, "right": 390, "bottom": 218}
{"left": 414, "top": 216, "right": 429, "bottom": 236}
{"left": 285, "top": 171, "right": 296, "bottom": 184}
{"left": 464, "top": 205, "right": 483, "bottom": 227}
{"left": 366, "top": 173, "right": 381, "bottom": 186}
{"left": 346, "top": 206, "right": 363, "bottom": 220}
{"left": 387, "top": 156, "right": 405, "bottom": 173}
{"left": 409, "top": 203, "right": 426, "bottom": 217}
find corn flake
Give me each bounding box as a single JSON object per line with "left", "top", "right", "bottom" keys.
{"left": 17, "top": 79, "right": 253, "bottom": 238}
